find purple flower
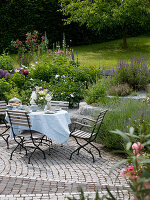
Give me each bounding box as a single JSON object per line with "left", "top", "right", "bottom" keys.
{"left": 5, "top": 72, "right": 12, "bottom": 79}
{"left": 0, "top": 69, "right": 4, "bottom": 78}
{"left": 3, "top": 70, "right": 8, "bottom": 76}
{"left": 72, "top": 53, "right": 74, "bottom": 61}
{"left": 19, "top": 70, "right": 24, "bottom": 74}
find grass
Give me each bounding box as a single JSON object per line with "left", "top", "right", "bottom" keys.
{"left": 72, "top": 35, "right": 150, "bottom": 69}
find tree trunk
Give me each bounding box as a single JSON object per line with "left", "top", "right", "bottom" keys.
{"left": 123, "top": 27, "right": 127, "bottom": 49}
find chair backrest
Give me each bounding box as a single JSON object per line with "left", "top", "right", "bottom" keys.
{"left": 0, "top": 101, "right": 7, "bottom": 115}
{"left": 51, "top": 101, "right": 69, "bottom": 110}
{"left": 0, "top": 101, "right": 7, "bottom": 124}
{"left": 7, "top": 110, "right": 32, "bottom": 130}
{"left": 92, "top": 109, "right": 108, "bottom": 136}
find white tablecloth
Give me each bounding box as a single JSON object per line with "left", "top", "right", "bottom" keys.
{"left": 30, "top": 110, "right": 71, "bottom": 144}
{"left": 8, "top": 110, "right": 71, "bottom": 144}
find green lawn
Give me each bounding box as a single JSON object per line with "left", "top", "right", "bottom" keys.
{"left": 72, "top": 35, "right": 150, "bottom": 69}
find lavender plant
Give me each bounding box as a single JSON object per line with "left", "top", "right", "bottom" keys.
{"left": 114, "top": 57, "right": 149, "bottom": 90}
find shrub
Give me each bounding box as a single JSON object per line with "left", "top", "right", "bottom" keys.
{"left": 30, "top": 53, "right": 102, "bottom": 106}
{"left": 97, "top": 99, "right": 150, "bottom": 150}
{"left": 107, "top": 83, "right": 133, "bottom": 96}
{"left": 114, "top": 57, "right": 149, "bottom": 90}
{"left": 84, "top": 77, "right": 111, "bottom": 104}
{"left": 0, "top": 53, "right": 14, "bottom": 72}
{"left": 4, "top": 87, "right": 27, "bottom": 104}
{"left": 11, "top": 73, "right": 25, "bottom": 89}
{"left": 50, "top": 77, "right": 85, "bottom": 107}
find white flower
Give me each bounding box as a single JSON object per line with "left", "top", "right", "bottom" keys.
{"left": 45, "top": 94, "right": 52, "bottom": 101}
{"left": 30, "top": 91, "right": 37, "bottom": 105}
{"left": 15, "top": 69, "right": 20, "bottom": 73}
{"left": 21, "top": 64, "right": 26, "bottom": 68}
{"left": 55, "top": 74, "right": 60, "bottom": 79}
{"left": 38, "top": 90, "right": 46, "bottom": 96}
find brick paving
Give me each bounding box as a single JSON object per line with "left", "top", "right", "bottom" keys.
{"left": 0, "top": 127, "right": 133, "bottom": 200}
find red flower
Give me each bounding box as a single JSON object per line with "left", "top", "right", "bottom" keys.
{"left": 23, "top": 70, "right": 29, "bottom": 76}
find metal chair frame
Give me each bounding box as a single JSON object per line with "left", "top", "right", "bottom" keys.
{"left": 0, "top": 101, "right": 10, "bottom": 148}
{"left": 7, "top": 110, "right": 46, "bottom": 164}
{"left": 69, "top": 109, "right": 108, "bottom": 162}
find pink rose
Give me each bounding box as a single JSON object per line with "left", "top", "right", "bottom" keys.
{"left": 120, "top": 168, "right": 127, "bottom": 176}
{"left": 132, "top": 142, "right": 144, "bottom": 155}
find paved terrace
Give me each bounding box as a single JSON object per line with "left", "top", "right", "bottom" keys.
{"left": 0, "top": 127, "right": 132, "bottom": 200}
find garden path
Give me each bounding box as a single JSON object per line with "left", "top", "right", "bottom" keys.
{"left": 0, "top": 125, "right": 133, "bottom": 200}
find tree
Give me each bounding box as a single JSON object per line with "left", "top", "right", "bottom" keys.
{"left": 59, "top": 0, "right": 150, "bottom": 49}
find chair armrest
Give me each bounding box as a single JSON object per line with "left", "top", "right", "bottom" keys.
{"left": 70, "top": 121, "right": 92, "bottom": 133}
{"left": 81, "top": 117, "right": 96, "bottom": 124}
{"left": 73, "top": 121, "right": 92, "bottom": 128}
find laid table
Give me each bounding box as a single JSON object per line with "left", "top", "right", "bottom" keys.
{"left": 7, "top": 110, "right": 71, "bottom": 144}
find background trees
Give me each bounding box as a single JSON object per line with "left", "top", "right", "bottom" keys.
{"left": 0, "top": 0, "right": 150, "bottom": 53}
{"left": 59, "top": 0, "right": 150, "bottom": 49}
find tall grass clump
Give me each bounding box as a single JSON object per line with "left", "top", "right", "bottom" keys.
{"left": 97, "top": 99, "right": 150, "bottom": 150}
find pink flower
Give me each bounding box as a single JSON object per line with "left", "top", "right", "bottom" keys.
{"left": 120, "top": 168, "right": 127, "bottom": 176}
{"left": 147, "top": 98, "right": 150, "bottom": 102}
{"left": 132, "top": 142, "right": 144, "bottom": 155}
{"left": 142, "top": 99, "right": 145, "bottom": 102}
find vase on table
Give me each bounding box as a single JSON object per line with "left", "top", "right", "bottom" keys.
{"left": 46, "top": 101, "right": 51, "bottom": 110}
{"left": 45, "top": 94, "right": 52, "bottom": 110}
{"left": 38, "top": 104, "right": 45, "bottom": 111}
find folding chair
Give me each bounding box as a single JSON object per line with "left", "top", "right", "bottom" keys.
{"left": 7, "top": 110, "right": 46, "bottom": 164}
{"left": 69, "top": 109, "right": 108, "bottom": 162}
{"left": 0, "top": 101, "right": 10, "bottom": 148}
{"left": 51, "top": 101, "right": 69, "bottom": 111}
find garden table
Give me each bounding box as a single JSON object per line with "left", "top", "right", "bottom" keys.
{"left": 7, "top": 110, "right": 71, "bottom": 144}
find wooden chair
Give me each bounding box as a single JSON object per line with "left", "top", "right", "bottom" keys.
{"left": 0, "top": 101, "right": 10, "bottom": 148}
{"left": 51, "top": 101, "right": 69, "bottom": 111}
{"left": 69, "top": 109, "right": 108, "bottom": 162}
{"left": 7, "top": 110, "right": 46, "bottom": 164}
